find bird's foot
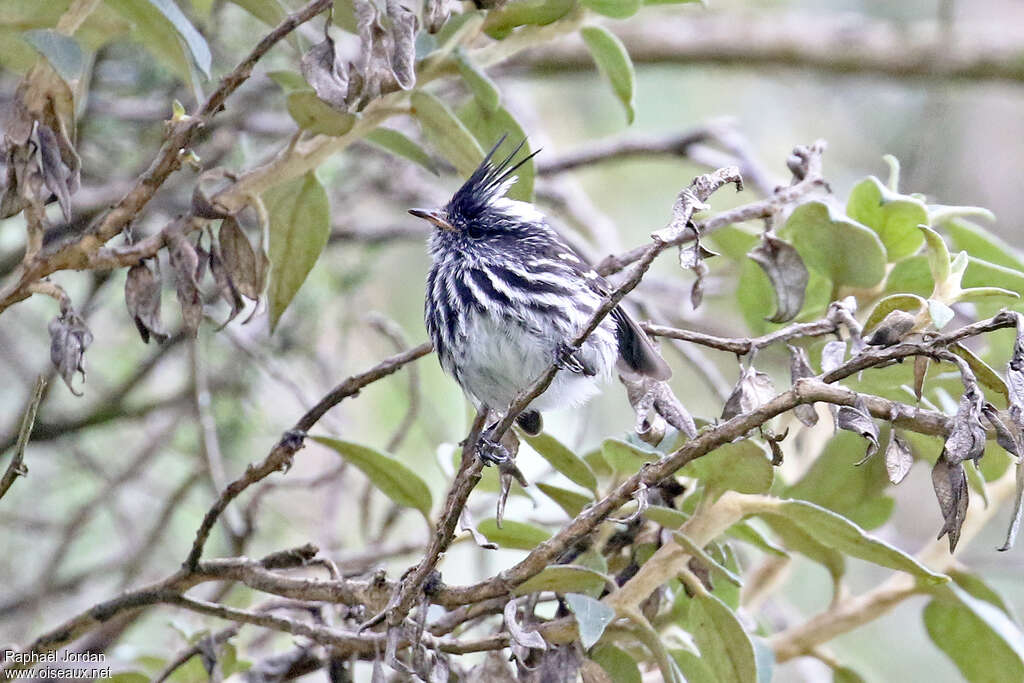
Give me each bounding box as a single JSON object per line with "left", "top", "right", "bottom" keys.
{"left": 554, "top": 341, "right": 594, "bottom": 375}
{"left": 476, "top": 437, "right": 510, "bottom": 466}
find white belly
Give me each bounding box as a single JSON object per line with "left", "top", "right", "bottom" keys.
{"left": 456, "top": 313, "right": 617, "bottom": 414}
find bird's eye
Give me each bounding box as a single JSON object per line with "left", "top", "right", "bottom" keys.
{"left": 466, "top": 224, "right": 485, "bottom": 239}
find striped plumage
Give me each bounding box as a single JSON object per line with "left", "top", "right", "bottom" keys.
{"left": 414, "top": 141, "right": 670, "bottom": 433}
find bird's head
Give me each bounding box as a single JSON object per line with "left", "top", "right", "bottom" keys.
{"left": 410, "top": 137, "right": 543, "bottom": 249}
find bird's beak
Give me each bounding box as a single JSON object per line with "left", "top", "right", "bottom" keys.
{"left": 409, "top": 208, "right": 454, "bottom": 231}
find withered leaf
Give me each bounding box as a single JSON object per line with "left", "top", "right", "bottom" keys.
{"left": 764, "top": 427, "right": 787, "bottom": 466}
{"left": 300, "top": 33, "right": 350, "bottom": 109}
{"left": 47, "top": 308, "right": 93, "bottom": 396}
{"left": 209, "top": 243, "right": 245, "bottom": 329}
{"left": 190, "top": 183, "right": 231, "bottom": 219}
{"left": 424, "top": 0, "right": 451, "bottom": 33}
{"left": 35, "top": 123, "right": 72, "bottom": 222}
{"left": 721, "top": 366, "right": 776, "bottom": 421}
{"left": 504, "top": 600, "right": 546, "bottom": 651}
{"left": 836, "top": 396, "right": 879, "bottom": 464}
{"left": 884, "top": 431, "right": 914, "bottom": 484}
{"left": 932, "top": 455, "right": 969, "bottom": 552}
{"left": 998, "top": 461, "right": 1024, "bottom": 552}
{"left": 820, "top": 340, "right": 847, "bottom": 374}
{"left": 623, "top": 374, "right": 697, "bottom": 440}
{"left": 386, "top": 0, "right": 417, "bottom": 90}
{"left": 942, "top": 387, "right": 986, "bottom": 465}
{"left": 124, "top": 261, "right": 168, "bottom": 344}
{"left": 865, "top": 309, "right": 916, "bottom": 347}
{"left": 914, "top": 355, "right": 929, "bottom": 401}
{"left": 459, "top": 508, "right": 497, "bottom": 550}
{"left": 748, "top": 233, "right": 808, "bottom": 323}
{"left": 788, "top": 344, "right": 818, "bottom": 427}
{"left": 219, "top": 216, "right": 262, "bottom": 300}
{"left": 1008, "top": 312, "right": 1024, "bottom": 430}
{"left": 168, "top": 233, "right": 202, "bottom": 336}
{"left": 982, "top": 403, "right": 1022, "bottom": 458}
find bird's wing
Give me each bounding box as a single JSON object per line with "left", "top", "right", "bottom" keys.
{"left": 543, "top": 235, "right": 672, "bottom": 381}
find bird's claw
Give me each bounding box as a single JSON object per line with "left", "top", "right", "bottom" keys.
{"left": 476, "top": 437, "right": 510, "bottom": 466}
{"left": 554, "top": 341, "right": 589, "bottom": 375}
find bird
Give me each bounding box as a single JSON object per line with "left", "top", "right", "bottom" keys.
{"left": 410, "top": 139, "right": 671, "bottom": 462}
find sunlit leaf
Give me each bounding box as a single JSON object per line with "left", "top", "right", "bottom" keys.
{"left": 782, "top": 201, "right": 886, "bottom": 287}
{"left": 411, "top": 90, "right": 484, "bottom": 176}
{"left": 514, "top": 564, "right": 610, "bottom": 595}
{"left": 581, "top": 0, "right": 641, "bottom": 18}
{"left": 566, "top": 593, "right": 615, "bottom": 649}
{"left": 263, "top": 172, "right": 330, "bottom": 331}
{"left": 689, "top": 593, "right": 758, "bottom": 683}
{"left": 478, "top": 518, "right": 550, "bottom": 551}
{"left": 523, "top": 432, "right": 597, "bottom": 492}
{"left": 286, "top": 91, "right": 357, "bottom": 136}
{"left": 846, "top": 176, "right": 927, "bottom": 262}
{"left": 580, "top": 25, "right": 636, "bottom": 124}
{"left": 536, "top": 482, "right": 592, "bottom": 518}
{"left": 313, "top": 437, "right": 433, "bottom": 517}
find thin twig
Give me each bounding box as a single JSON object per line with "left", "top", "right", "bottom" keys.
{"left": 0, "top": 376, "right": 46, "bottom": 500}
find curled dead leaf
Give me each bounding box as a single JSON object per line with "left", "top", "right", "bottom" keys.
{"left": 47, "top": 307, "right": 93, "bottom": 396}
{"left": 124, "top": 261, "right": 168, "bottom": 343}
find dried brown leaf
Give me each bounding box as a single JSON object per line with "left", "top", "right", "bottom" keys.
{"left": 721, "top": 366, "right": 776, "bottom": 421}
{"left": 836, "top": 396, "right": 879, "bottom": 464}
{"left": 386, "top": 0, "right": 417, "bottom": 90}
{"left": 300, "top": 33, "right": 350, "bottom": 109}
{"left": 932, "top": 455, "right": 969, "bottom": 552}
{"left": 47, "top": 308, "right": 92, "bottom": 396}
{"left": 788, "top": 344, "right": 818, "bottom": 427}
{"left": 169, "top": 233, "right": 203, "bottom": 336}
{"left": 865, "top": 309, "right": 916, "bottom": 347}
{"left": 748, "top": 234, "right": 808, "bottom": 323}
{"left": 884, "top": 431, "right": 913, "bottom": 484}
{"left": 942, "top": 387, "right": 986, "bottom": 465}
{"left": 209, "top": 243, "right": 245, "bottom": 329}
{"left": 219, "top": 216, "right": 262, "bottom": 300}
{"left": 124, "top": 261, "right": 168, "bottom": 343}
{"left": 504, "top": 600, "right": 547, "bottom": 651}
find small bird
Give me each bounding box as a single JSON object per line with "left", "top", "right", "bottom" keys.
{"left": 411, "top": 140, "right": 671, "bottom": 460}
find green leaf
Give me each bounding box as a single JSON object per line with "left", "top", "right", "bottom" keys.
{"left": 782, "top": 201, "right": 887, "bottom": 288}
{"left": 949, "top": 343, "right": 1009, "bottom": 405}
{"left": 754, "top": 499, "right": 947, "bottom": 584}
{"left": 948, "top": 569, "right": 1018, "bottom": 618}
{"left": 924, "top": 584, "right": 1024, "bottom": 682}
{"left": 23, "top": 29, "right": 83, "bottom": 84}
{"left": 411, "top": 90, "right": 484, "bottom": 177}
{"left": 229, "top": 0, "right": 287, "bottom": 28}
{"left": 785, "top": 429, "right": 894, "bottom": 530}
{"left": 846, "top": 176, "right": 928, "bottom": 262}
{"left": 679, "top": 439, "right": 773, "bottom": 495}
{"left": 725, "top": 521, "right": 789, "bottom": 557}
{"left": 514, "top": 564, "right": 609, "bottom": 595}
{"left": 566, "top": 593, "right": 615, "bottom": 649}
{"left": 592, "top": 644, "right": 642, "bottom": 683}
{"left": 645, "top": 504, "right": 688, "bottom": 529}
{"left": 919, "top": 225, "right": 951, "bottom": 287}
{"left": 863, "top": 294, "right": 925, "bottom": 335}
{"left": 312, "top": 437, "right": 432, "bottom": 517}
{"left": 457, "top": 98, "right": 534, "bottom": 201}
{"left": 671, "top": 649, "right": 717, "bottom": 683}
{"left": 365, "top": 127, "right": 439, "bottom": 174}
{"left": 580, "top": 25, "right": 636, "bottom": 124}
{"left": 478, "top": 518, "right": 550, "bottom": 551}
{"left": 601, "top": 438, "right": 657, "bottom": 474}
{"left": 266, "top": 69, "right": 309, "bottom": 92}
{"left": 670, "top": 530, "right": 742, "bottom": 587}
{"left": 523, "top": 432, "right": 597, "bottom": 492}
{"left": 760, "top": 515, "right": 845, "bottom": 588}
{"left": 263, "top": 172, "right": 331, "bottom": 331}
{"left": 110, "top": 0, "right": 211, "bottom": 79}
{"left": 946, "top": 218, "right": 1024, "bottom": 272}
{"left": 536, "top": 482, "right": 592, "bottom": 517}
{"left": 832, "top": 666, "right": 867, "bottom": 683}
{"left": 454, "top": 49, "right": 500, "bottom": 113}
{"left": 931, "top": 205, "right": 998, "bottom": 228}
{"left": 286, "top": 91, "right": 357, "bottom": 136}
{"left": 581, "top": 0, "right": 641, "bottom": 18}
{"left": 689, "top": 593, "right": 758, "bottom": 683}
{"left": 583, "top": 448, "right": 613, "bottom": 478}
{"left": 482, "top": 0, "right": 574, "bottom": 38}
{"left": 884, "top": 254, "right": 933, "bottom": 297}
{"left": 963, "top": 256, "right": 1024, "bottom": 298}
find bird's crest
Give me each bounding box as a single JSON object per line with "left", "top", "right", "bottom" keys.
{"left": 447, "top": 136, "right": 540, "bottom": 221}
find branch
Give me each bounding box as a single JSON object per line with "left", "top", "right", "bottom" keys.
{"left": 511, "top": 12, "right": 1024, "bottom": 84}
{"left": 0, "top": 0, "right": 334, "bottom": 313}
{"left": 0, "top": 376, "right": 45, "bottom": 500}
{"left": 183, "top": 342, "right": 432, "bottom": 569}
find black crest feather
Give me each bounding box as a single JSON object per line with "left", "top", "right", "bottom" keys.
{"left": 447, "top": 136, "right": 540, "bottom": 221}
